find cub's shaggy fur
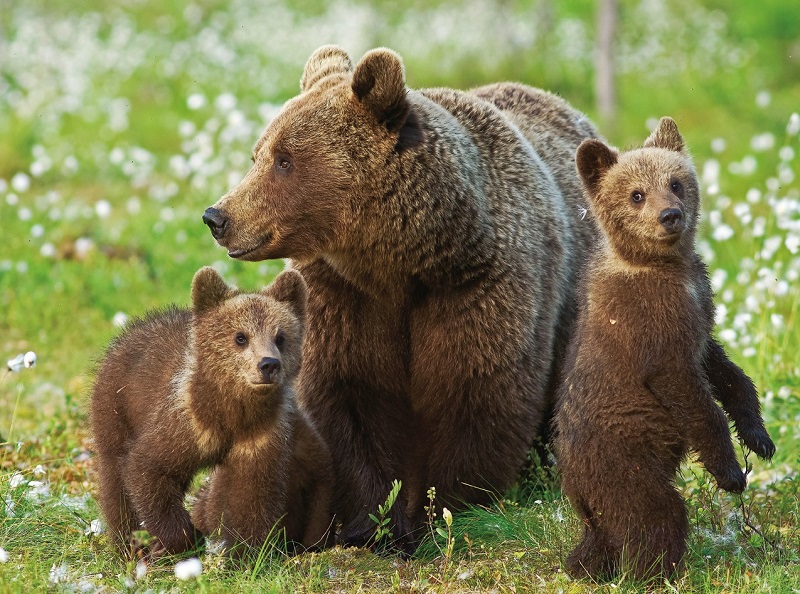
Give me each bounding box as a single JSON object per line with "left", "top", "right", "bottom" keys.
{"left": 554, "top": 118, "right": 774, "bottom": 580}
{"left": 91, "top": 267, "right": 332, "bottom": 556}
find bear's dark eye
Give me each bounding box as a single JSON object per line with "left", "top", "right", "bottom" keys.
{"left": 235, "top": 332, "right": 248, "bottom": 347}
{"left": 275, "top": 331, "right": 286, "bottom": 350}
{"left": 671, "top": 180, "right": 683, "bottom": 194}
{"left": 631, "top": 190, "right": 644, "bottom": 204}
{"left": 274, "top": 154, "right": 292, "bottom": 173}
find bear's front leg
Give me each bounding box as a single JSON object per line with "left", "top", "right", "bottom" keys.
{"left": 703, "top": 338, "right": 775, "bottom": 460}
{"left": 124, "top": 450, "right": 203, "bottom": 557}
{"left": 647, "top": 369, "right": 746, "bottom": 493}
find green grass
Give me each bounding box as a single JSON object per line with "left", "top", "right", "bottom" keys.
{"left": 1, "top": 0, "right": 799, "bottom": 591}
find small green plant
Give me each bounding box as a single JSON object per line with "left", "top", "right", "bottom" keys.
{"left": 369, "top": 479, "right": 402, "bottom": 548}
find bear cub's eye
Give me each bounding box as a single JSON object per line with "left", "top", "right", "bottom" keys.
{"left": 275, "top": 331, "right": 286, "bottom": 350}
{"left": 670, "top": 180, "right": 683, "bottom": 194}
{"left": 235, "top": 332, "right": 248, "bottom": 347}
{"left": 630, "top": 190, "right": 644, "bottom": 204}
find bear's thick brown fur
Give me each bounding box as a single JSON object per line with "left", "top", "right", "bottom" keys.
{"left": 202, "top": 45, "right": 600, "bottom": 547}
{"left": 91, "top": 267, "right": 332, "bottom": 557}
{"left": 191, "top": 401, "right": 334, "bottom": 553}
{"left": 554, "top": 117, "right": 774, "bottom": 580}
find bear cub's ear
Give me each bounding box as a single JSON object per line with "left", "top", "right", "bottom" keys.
{"left": 300, "top": 45, "right": 353, "bottom": 93}
{"left": 191, "top": 267, "right": 235, "bottom": 315}
{"left": 352, "top": 48, "right": 409, "bottom": 133}
{"left": 264, "top": 269, "right": 308, "bottom": 326}
{"left": 576, "top": 139, "right": 619, "bottom": 197}
{"left": 643, "top": 117, "right": 685, "bottom": 153}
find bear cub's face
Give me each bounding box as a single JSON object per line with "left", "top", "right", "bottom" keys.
{"left": 576, "top": 117, "right": 700, "bottom": 261}
{"left": 190, "top": 267, "right": 306, "bottom": 393}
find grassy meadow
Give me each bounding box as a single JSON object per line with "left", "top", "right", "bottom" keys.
{"left": 1, "top": 0, "right": 799, "bottom": 591}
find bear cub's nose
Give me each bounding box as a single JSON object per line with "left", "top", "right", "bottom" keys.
{"left": 658, "top": 208, "right": 683, "bottom": 233}
{"left": 258, "top": 357, "right": 281, "bottom": 384}
{"left": 202, "top": 207, "right": 228, "bottom": 239}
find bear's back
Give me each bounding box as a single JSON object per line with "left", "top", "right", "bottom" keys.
{"left": 92, "top": 306, "right": 191, "bottom": 450}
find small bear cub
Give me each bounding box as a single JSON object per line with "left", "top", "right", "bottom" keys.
{"left": 91, "top": 267, "right": 333, "bottom": 557}
{"left": 555, "top": 117, "right": 774, "bottom": 581}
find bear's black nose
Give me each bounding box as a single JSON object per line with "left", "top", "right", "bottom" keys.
{"left": 258, "top": 357, "right": 281, "bottom": 384}
{"left": 202, "top": 208, "right": 228, "bottom": 240}
{"left": 658, "top": 208, "right": 683, "bottom": 232}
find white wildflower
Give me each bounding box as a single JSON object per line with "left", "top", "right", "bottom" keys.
{"left": 11, "top": 172, "right": 30, "bottom": 193}
{"left": 187, "top": 93, "right": 206, "bottom": 110}
{"left": 85, "top": 519, "right": 104, "bottom": 536}
{"left": 742, "top": 346, "right": 757, "bottom": 358}
{"left": 0, "top": 547, "right": 8, "bottom": 563}
{"left": 109, "top": 147, "right": 125, "bottom": 165}
{"left": 174, "top": 557, "right": 203, "bottom": 581}
{"left": 779, "top": 146, "right": 795, "bottom": 161}
{"left": 746, "top": 188, "right": 761, "bottom": 203}
{"left": 49, "top": 563, "right": 69, "bottom": 584}
{"left": 7, "top": 354, "right": 25, "bottom": 373}
{"left": 715, "top": 303, "right": 728, "bottom": 326}
{"left": 74, "top": 237, "right": 95, "bottom": 259}
{"left": 777, "top": 386, "right": 792, "bottom": 399}
{"left": 40, "top": 243, "right": 56, "bottom": 258}
{"left": 710, "top": 138, "right": 726, "bottom": 153}
{"left": 442, "top": 507, "right": 453, "bottom": 527}
{"left": 95, "top": 200, "right": 112, "bottom": 219}
{"left": 7, "top": 352, "right": 35, "bottom": 373}
{"left": 712, "top": 224, "right": 734, "bottom": 241}
{"left": 750, "top": 133, "right": 774, "bottom": 152}
{"left": 761, "top": 236, "right": 782, "bottom": 260}
{"left": 18, "top": 207, "right": 32, "bottom": 221}
{"left": 135, "top": 560, "right": 147, "bottom": 580}
{"left": 127, "top": 196, "right": 142, "bottom": 215}
{"left": 786, "top": 233, "right": 800, "bottom": 255}
{"left": 766, "top": 177, "right": 780, "bottom": 192}
{"left": 718, "top": 328, "right": 737, "bottom": 344}
{"left": 6, "top": 193, "right": 18, "bottom": 206}
{"left": 755, "top": 90, "right": 771, "bottom": 107}
{"left": 214, "top": 93, "right": 236, "bottom": 112}
{"left": 710, "top": 268, "right": 727, "bottom": 292}
{"left": 112, "top": 312, "right": 129, "bottom": 328}
{"left": 787, "top": 112, "right": 800, "bottom": 137}
{"left": 770, "top": 314, "right": 784, "bottom": 329}
{"left": 31, "top": 224, "right": 45, "bottom": 238}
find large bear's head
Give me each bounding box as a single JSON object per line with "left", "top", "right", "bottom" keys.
{"left": 575, "top": 117, "right": 701, "bottom": 263}
{"left": 190, "top": 267, "right": 307, "bottom": 395}
{"left": 202, "top": 45, "right": 423, "bottom": 263}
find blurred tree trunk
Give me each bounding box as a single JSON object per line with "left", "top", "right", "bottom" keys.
{"left": 596, "top": 0, "right": 617, "bottom": 132}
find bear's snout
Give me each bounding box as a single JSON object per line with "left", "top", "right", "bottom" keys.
{"left": 202, "top": 207, "right": 229, "bottom": 240}
{"left": 258, "top": 357, "right": 281, "bottom": 384}
{"left": 658, "top": 207, "right": 683, "bottom": 234}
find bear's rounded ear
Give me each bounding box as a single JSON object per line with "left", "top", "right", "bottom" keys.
{"left": 352, "top": 48, "right": 410, "bottom": 133}
{"left": 576, "top": 139, "right": 619, "bottom": 197}
{"left": 191, "top": 267, "right": 234, "bottom": 315}
{"left": 263, "top": 269, "right": 307, "bottom": 326}
{"left": 643, "top": 117, "right": 685, "bottom": 153}
{"left": 301, "top": 45, "right": 353, "bottom": 92}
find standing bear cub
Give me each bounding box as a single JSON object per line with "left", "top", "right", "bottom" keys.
{"left": 555, "top": 117, "right": 774, "bottom": 580}
{"left": 91, "top": 267, "right": 333, "bottom": 557}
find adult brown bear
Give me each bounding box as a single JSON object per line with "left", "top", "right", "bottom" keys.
{"left": 203, "top": 45, "right": 598, "bottom": 548}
